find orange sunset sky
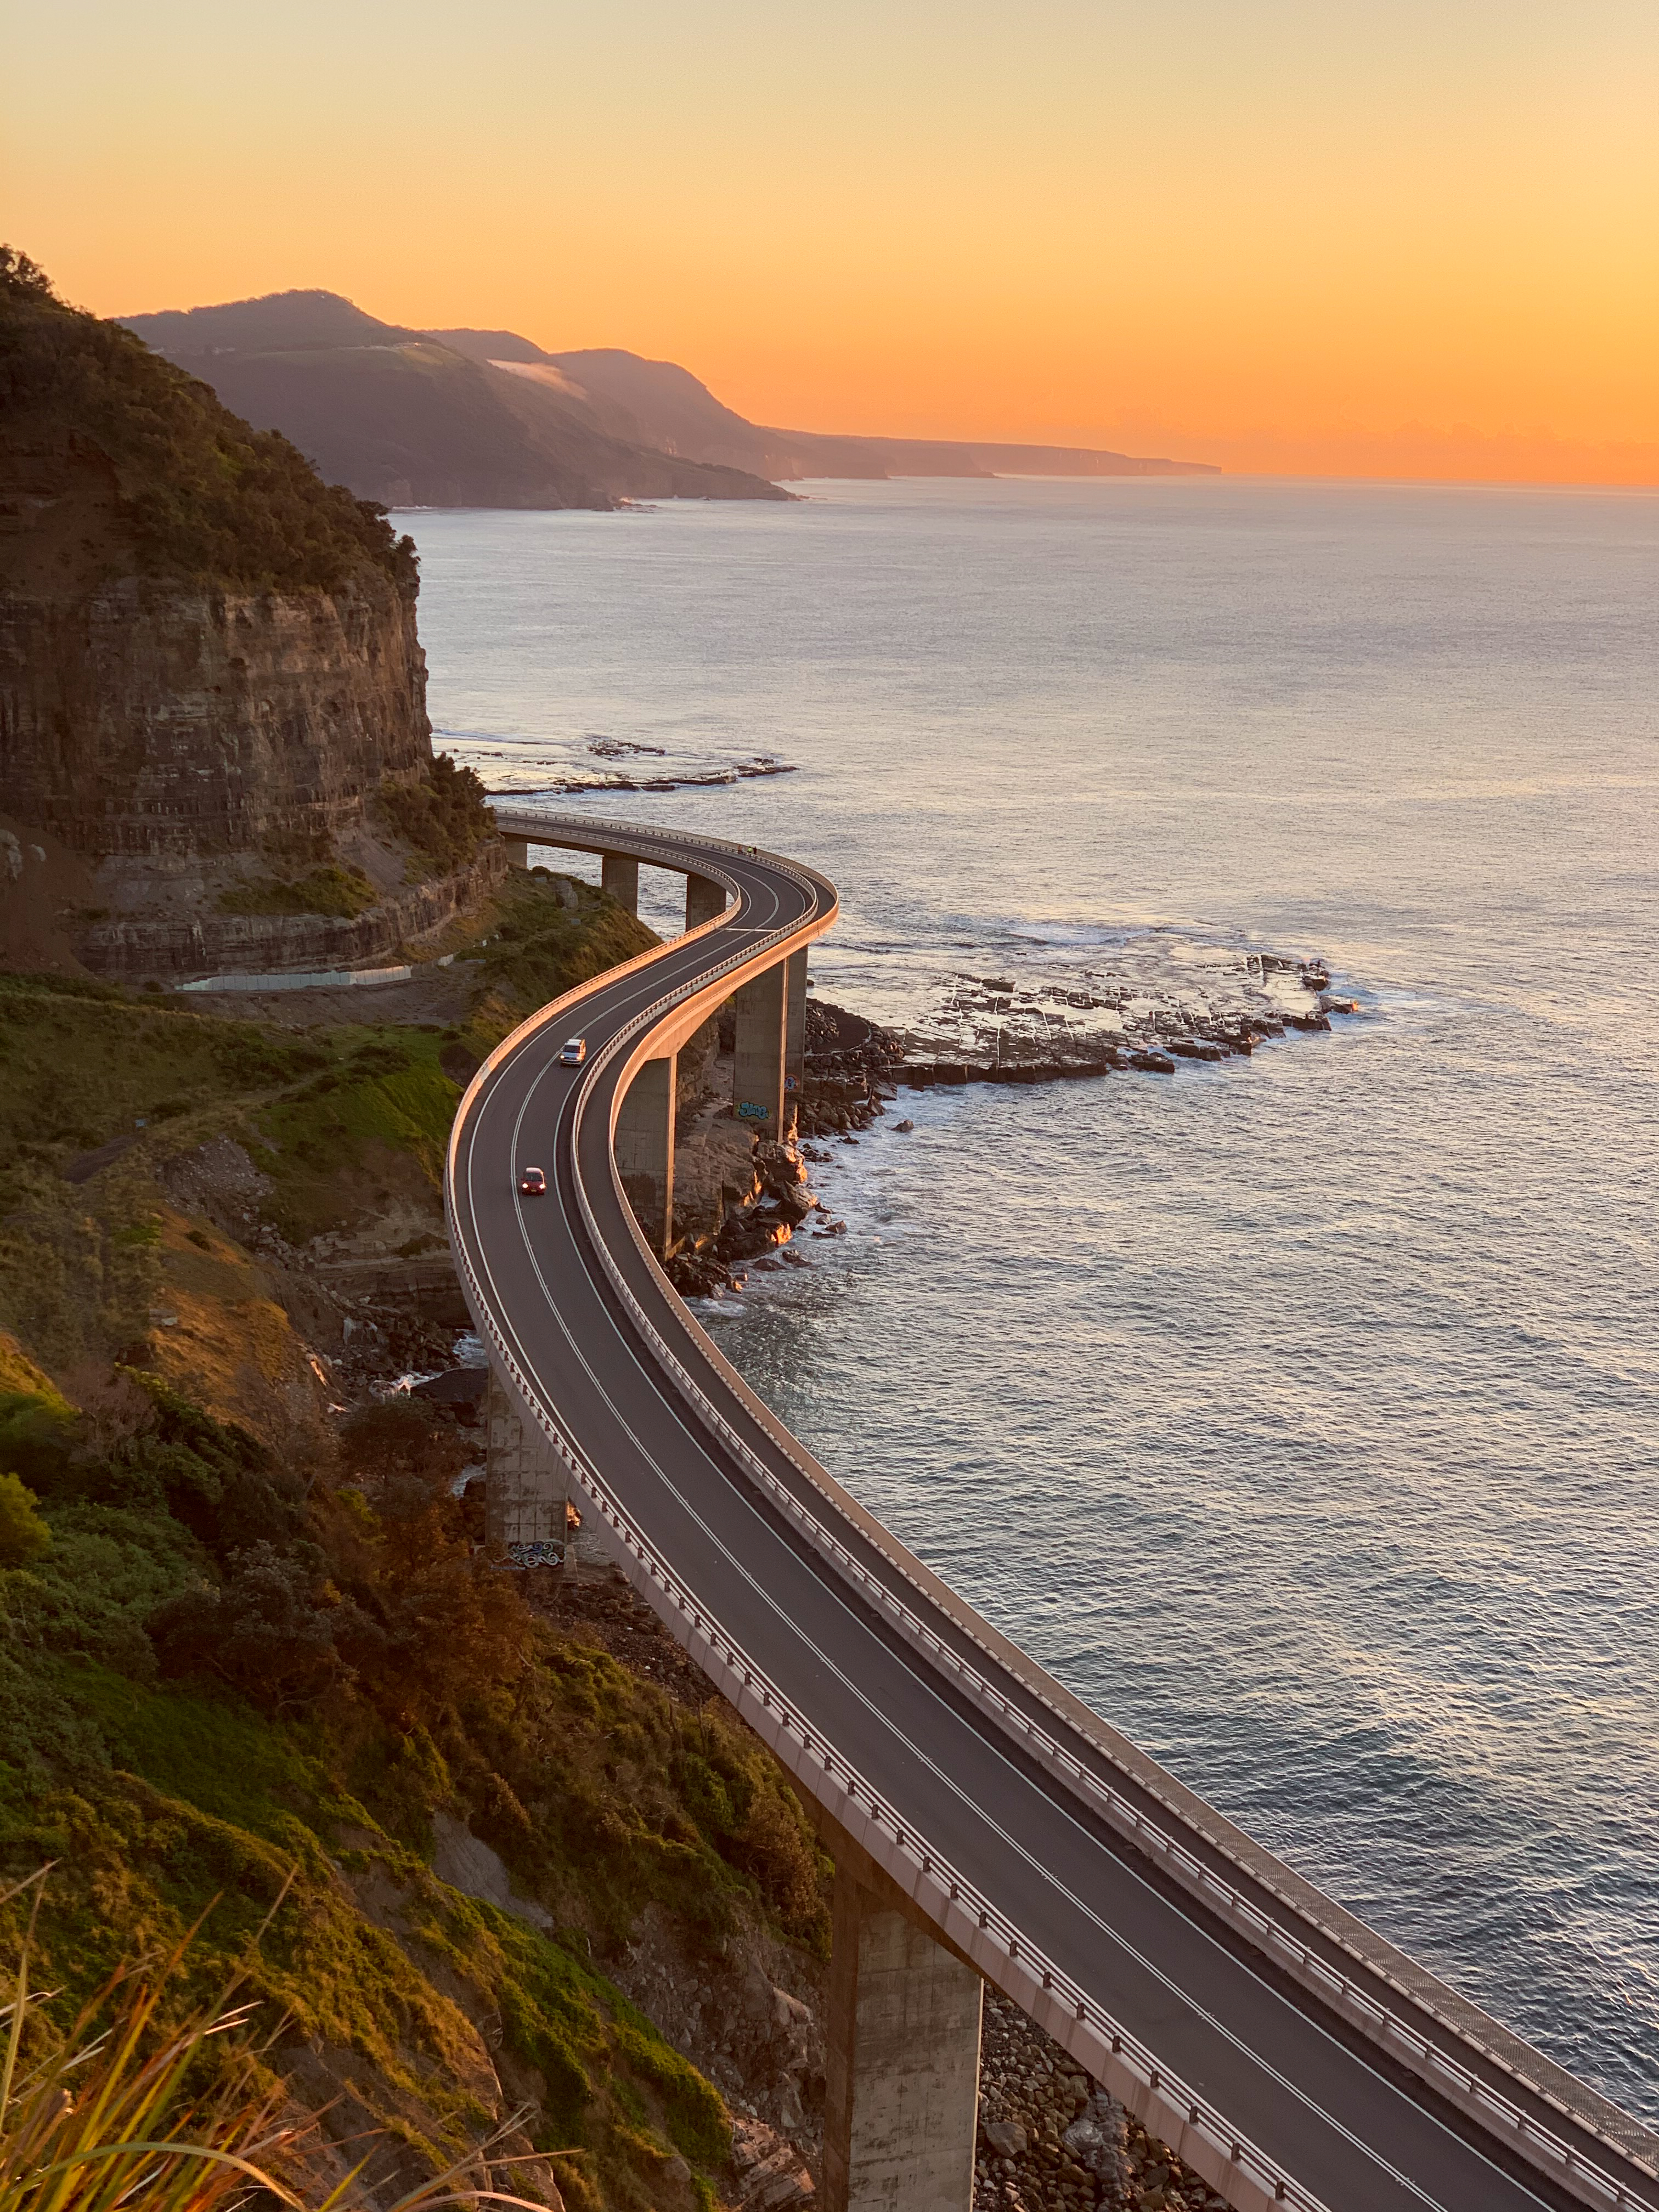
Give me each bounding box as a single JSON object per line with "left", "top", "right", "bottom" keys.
{"left": 7, "top": 0, "right": 1657, "bottom": 483}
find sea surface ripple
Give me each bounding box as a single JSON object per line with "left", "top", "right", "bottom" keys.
{"left": 400, "top": 477, "right": 1659, "bottom": 2119}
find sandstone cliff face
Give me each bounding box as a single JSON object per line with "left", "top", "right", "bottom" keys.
{"left": 0, "top": 569, "right": 430, "bottom": 860}
{"left": 1, "top": 257, "right": 483, "bottom": 980}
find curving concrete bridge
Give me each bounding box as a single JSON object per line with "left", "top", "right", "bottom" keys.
{"left": 449, "top": 812, "right": 1659, "bottom": 2212}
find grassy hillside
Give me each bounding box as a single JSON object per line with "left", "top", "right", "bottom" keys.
{"left": 0, "top": 877, "right": 822, "bottom": 2210}
{"left": 0, "top": 1362, "right": 822, "bottom": 2210}
{"left": 0, "top": 873, "right": 654, "bottom": 1363}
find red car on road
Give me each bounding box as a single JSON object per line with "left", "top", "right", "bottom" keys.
{"left": 518, "top": 1167, "right": 547, "bottom": 1197}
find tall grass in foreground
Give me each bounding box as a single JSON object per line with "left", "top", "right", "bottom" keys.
{"left": 0, "top": 1871, "right": 563, "bottom": 2212}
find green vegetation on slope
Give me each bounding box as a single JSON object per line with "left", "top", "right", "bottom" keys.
{"left": 0, "top": 973, "right": 326, "bottom": 1194}
{"left": 470, "top": 872, "right": 658, "bottom": 1036}
{"left": 0, "top": 1364, "right": 825, "bottom": 2209}
{"left": 217, "top": 865, "right": 380, "bottom": 919}
{"left": 0, "top": 976, "right": 330, "bottom": 1370}
{"left": 0, "top": 874, "right": 656, "bottom": 1365}
{"left": 0, "top": 877, "right": 817, "bottom": 2208}
{"left": 377, "top": 755, "right": 496, "bottom": 881}
{"left": 0, "top": 247, "right": 416, "bottom": 592}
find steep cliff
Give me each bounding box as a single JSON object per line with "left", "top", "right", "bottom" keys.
{"left": 3, "top": 576, "right": 429, "bottom": 860}
{"left": 0, "top": 250, "right": 494, "bottom": 978}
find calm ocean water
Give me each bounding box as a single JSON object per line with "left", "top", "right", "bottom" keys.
{"left": 400, "top": 477, "right": 1659, "bottom": 2119}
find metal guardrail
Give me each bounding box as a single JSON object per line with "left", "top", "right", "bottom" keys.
{"left": 452, "top": 817, "right": 1658, "bottom": 2212}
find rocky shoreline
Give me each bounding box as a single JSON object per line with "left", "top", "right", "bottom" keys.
{"left": 485, "top": 754, "right": 798, "bottom": 798}
{"left": 661, "top": 969, "right": 1353, "bottom": 1304}
{"left": 897, "top": 953, "right": 1355, "bottom": 1084}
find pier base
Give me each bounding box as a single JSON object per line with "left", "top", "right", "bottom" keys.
{"left": 614, "top": 1053, "right": 676, "bottom": 1256}
{"left": 601, "top": 852, "right": 639, "bottom": 915}
{"left": 484, "top": 1373, "right": 566, "bottom": 1568}
{"left": 503, "top": 836, "right": 531, "bottom": 870}
{"left": 824, "top": 1869, "right": 984, "bottom": 2212}
{"left": 784, "top": 946, "right": 809, "bottom": 1135}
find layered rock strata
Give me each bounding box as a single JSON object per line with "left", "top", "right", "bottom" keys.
{"left": 0, "top": 570, "right": 430, "bottom": 859}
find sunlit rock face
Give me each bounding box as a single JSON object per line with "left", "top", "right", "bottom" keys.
{"left": 0, "top": 543, "right": 481, "bottom": 979}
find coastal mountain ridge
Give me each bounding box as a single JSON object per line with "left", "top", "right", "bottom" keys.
{"left": 121, "top": 289, "right": 1217, "bottom": 504}
{"left": 438, "top": 331, "right": 1221, "bottom": 482}
{"left": 119, "top": 290, "right": 791, "bottom": 511}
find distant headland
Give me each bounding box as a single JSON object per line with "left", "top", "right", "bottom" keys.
{"left": 119, "top": 289, "right": 1220, "bottom": 514}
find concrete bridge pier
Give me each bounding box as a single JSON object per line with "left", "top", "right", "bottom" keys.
{"left": 686, "top": 871, "right": 727, "bottom": 930}
{"left": 615, "top": 1052, "right": 676, "bottom": 1255}
{"left": 824, "top": 1865, "right": 984, "bottom": 2212}
{"left": 484, "top": 1373, "right": 567, "bottom": 1567}
{"left": 503, "top": 835, "right": 532, "bottom": 870}
{"left": 732, "top": 962, "right": 789, "bottom": 1137}
{"left": 784, "top": 946, "right": 808, "bottom": 1135}
{"left": 601, "top": 852, "right": 640, "bottom": 915}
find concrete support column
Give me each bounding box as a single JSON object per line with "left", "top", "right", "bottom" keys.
{"left": 823, "top": 1872, "right": 984, "bottom": 2212}
{"left": 601, "top": 852, "right": 640, "bottom": 915}
{"left": 615, "top": 1052, "right": 676, "bottom": 1256}
{"left": 732, "top": 961, "right": 788, "bottom": 1137}
{"left": 783, "top": 946, "right": 808, "bottom": 1135}
{"left": 503, "top": 836, "right": 531, "bottom": 870}
{"left": 686, "top": 872, "right": 727, "bottom": 931}
{"left": 484, "top": 1373, "right": 566, "bottom": 1567}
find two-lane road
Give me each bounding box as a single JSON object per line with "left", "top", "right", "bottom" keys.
{"left": 449, "top": 822, "right": 1659, "bottom": 2212}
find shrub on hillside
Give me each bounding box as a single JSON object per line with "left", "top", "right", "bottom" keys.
{"left": 217, "top": 866, "right": 379, "bottom": 919}
{"left": 0, "top": 1472, "right": 49, "bottom": 1566}
{"left": 0, "top": 1386, "right": 74, "bottom": 1488}
{"left": 1, "top": 1363, "right": 828, "bottom": 1961}
{"left": 376, "top": 755, "right": 493, "bottom": 879}
{"left": 0, "top": 1864, "right": 563, "bottom": 2212}
{"left": 475, "top": 878, "right": 657, "bottom": 1019}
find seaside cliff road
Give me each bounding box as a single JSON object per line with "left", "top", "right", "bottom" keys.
{"left": 448, "top": 816, "right": 1659, "bottom": 2212}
